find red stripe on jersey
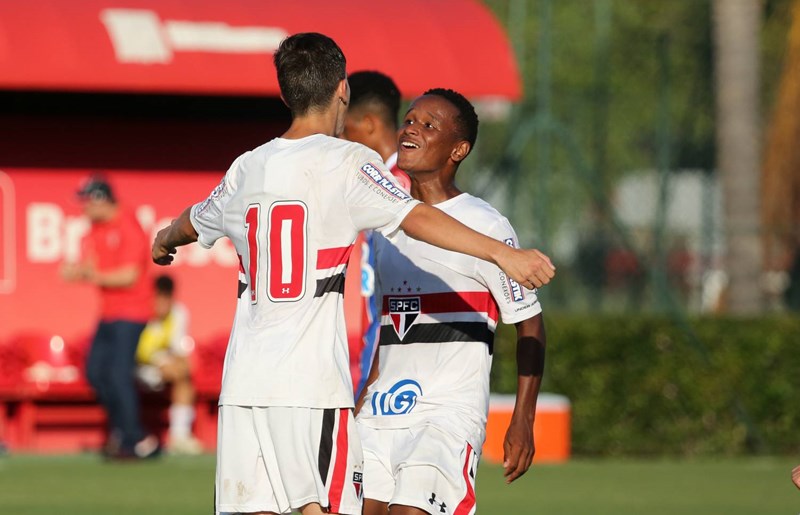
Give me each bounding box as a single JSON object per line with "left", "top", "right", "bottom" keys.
{"left": 389, "top": 164, "right": 411, "bottom": 191}
{"left": 317, "top": 245, "right": 355, "bottom": 270}
{"left": 328, "top": 409, "right": 349, "bottom": 513}
{"left": 454, "top": 443, "right": 476, "bottom": 515}
{"left": 382, "top": 291, "right": 499, "bottom": 324}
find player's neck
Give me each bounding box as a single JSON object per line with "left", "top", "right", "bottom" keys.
{"left": 410, "top": 172, "right": 461, "bottom": 205}
{"left": 375, "top": 130, "right": 398, "bottom": 162}
{"left": 282, "top": 98, "right": 344, "bottom": 139}
{"left": 282, "top": 116, "right": 337, "bottom": 139}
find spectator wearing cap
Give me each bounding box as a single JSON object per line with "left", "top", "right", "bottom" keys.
{"left": 61, "top": 175, "right": 159, "bottom": 459}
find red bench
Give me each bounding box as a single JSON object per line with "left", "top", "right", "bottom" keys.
{"left": 0, "top": 333, "right": 224, "bottom": 453}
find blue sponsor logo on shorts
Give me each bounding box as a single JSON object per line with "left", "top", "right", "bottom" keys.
{"left": 372, "top": 379, "right": 423, "bottom": 416}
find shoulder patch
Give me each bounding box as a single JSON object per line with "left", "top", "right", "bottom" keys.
{"left": 503, "top": 238, "right": 525, "bottom": 301}
{"left": 359, "top": 162, "right": 410, "bottom": 201}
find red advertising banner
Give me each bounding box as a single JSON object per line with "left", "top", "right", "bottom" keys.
{"left": 0, "top": 1, "right": 520, "bottom": 101}
{"left": 0, "top": 169, "right": 237, "bottom": 348}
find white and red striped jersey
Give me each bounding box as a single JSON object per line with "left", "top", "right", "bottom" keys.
{"left": 190, "top": 134, "right": 419, "bottom": 408}
{"left": 356, "top": 193, "right": 541, "bottom": 448}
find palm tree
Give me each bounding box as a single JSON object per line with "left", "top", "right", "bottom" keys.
{"left": 712, "top": 0, "right": 764, "bottom": 314}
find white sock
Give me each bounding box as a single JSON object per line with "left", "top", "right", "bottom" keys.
{"left": 169, "top": 404, "right": 195, "bottom": 440}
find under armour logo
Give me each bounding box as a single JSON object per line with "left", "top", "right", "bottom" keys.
{"left": 428, "top": 493, "right": 447, "bottom": 513}
{"left": 282, "top": 287, "right": 290, "bottom": 293}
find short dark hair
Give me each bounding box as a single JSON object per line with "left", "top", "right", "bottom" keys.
{"left": 76, "top": 175, "right": 115, "bottom": 203}
{"left": 154, "top": 275, "right": 175, "bottom": 296}
{"left": 273, "top": 33, "right": 346, "bottom": 116}
{"left": 348, "top": 71, "right": 401, "bottom": 129}
{"left": 422, "top": 88, "right": 479, "bottom": 148}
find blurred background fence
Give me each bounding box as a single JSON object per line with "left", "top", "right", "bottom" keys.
{"left": 456, "top": 0, "right": 798, "bottom": 315}
{"left": 467, "top": 0, "right": 800, "bottom": 457}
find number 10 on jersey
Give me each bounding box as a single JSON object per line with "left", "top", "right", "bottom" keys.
{"left": 244, "top": 201, "right": 308, "bottom": 303}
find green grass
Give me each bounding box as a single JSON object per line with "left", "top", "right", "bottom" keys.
{"left": 0, "top": 454, "right": 797, "bottom": 514}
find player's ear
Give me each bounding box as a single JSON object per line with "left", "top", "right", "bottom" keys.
{"left": 336, "top": 78, "right": 350, "bottom": 107}
{"left": 451, "top": 141, "right": 471, "bottom": 163}
{"left": 362, "top": 113, "right": 378, "bottom": 135}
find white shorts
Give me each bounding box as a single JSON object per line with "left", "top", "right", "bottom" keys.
{"left": 357, "top": 423, "right": 478, "bottom": 515}
{"left": 216, "top": 405, "right": 364, "bottom": 515}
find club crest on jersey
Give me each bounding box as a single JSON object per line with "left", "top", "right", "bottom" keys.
{"left": 503, "top": 238, "right": 525, "bottom": 301}
{"left": 360, "top": 163, "right": 410, "bottom": 200}
{"left": 388, "top": 296, "right": 420, "bottom": 340}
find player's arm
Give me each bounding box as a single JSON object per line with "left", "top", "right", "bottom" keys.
{"left": 793, "top": 464, "right": 800, "bottom": 490}
{"left": 152, "top": 207, "right": 198, "bottom": 265}
{"left": 400, "top": 204, "right": 555, "bottom": 289}
{"left": 354, "top": 350, "right": 380, "bottom": 416}
{"left": 502, "top": 314, "right": 546, "bottom": 484}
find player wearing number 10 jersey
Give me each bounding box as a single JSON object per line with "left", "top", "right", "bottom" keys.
{"left": 152, "top": 33, "right": 555, "bottom": 515}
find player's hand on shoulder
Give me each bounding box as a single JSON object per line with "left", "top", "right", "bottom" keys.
{"left": 498, "top": 247, "right": 556, "bottom": 289}
{"left": 152, "top": 227, "right": 177, "bottom": 266}
{"left": 502, "top": 418, "right": 535, "bottom": 484}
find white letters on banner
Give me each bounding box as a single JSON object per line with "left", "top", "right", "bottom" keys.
{"left": 25, "top": 203, "right": 236, "bottom": 267}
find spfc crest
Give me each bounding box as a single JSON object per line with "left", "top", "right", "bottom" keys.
{"left": 353, "top": 471, "right": 363, "bottom": 500}
{"left": 388, "top": 296, "right": 420, "bottom": 340}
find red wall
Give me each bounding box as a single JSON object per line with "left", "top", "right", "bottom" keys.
{"left": 0, "top": 168, "right": 238, "bottom": 346}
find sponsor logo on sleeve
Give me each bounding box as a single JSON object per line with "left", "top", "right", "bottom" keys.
{"left": 359, "top": 163, "right": 410, "bottom": 201}
{"left": 194, "top": 177, "right": 228, "bottom": 216}
{"left": 503, "top": 238, "right": 525, "bottom": 301}
{"left": 372, "top": 379, "right": 423, "bottom": 416}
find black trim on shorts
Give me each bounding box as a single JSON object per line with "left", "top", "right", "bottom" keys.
{"left": 318, "top": 408, "right": 336, "bottom": 485}
{"left": 238, "top": 280, "right": 248, "bottom": 299}
{"left": 379, "top": 322, "right": 495, "bottom": 354}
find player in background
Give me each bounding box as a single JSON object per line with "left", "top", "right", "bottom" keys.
{"left": 355, "top": 89, "right": 547, "bottom": 515}
{"left": 341, "top": 71, "right": 409, "bottom": 397}
{"left": 61, "top": 176, "right": 159, "bottom": 460}
{"left": 136, "top": 274, "right": 202, "bottom": 455}
{"left": 343, "top": 71, "right": 411, "bottom": 190}
{"left": 151, "top": 33, "right": 554, "bottom": 515}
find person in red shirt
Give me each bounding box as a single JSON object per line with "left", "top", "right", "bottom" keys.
{"left": 61, "top": 176, "right": 158, "bottom": 459}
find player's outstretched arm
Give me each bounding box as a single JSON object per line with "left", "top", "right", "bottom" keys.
{"left": 399, "top": 204, "right": 555, "bottom": 289}
{"left": 152, "top": 207, "right": 198, "bottom": 266}
{"left": 503, "top": 314, "right": 546, "bottom": 484}
{"left": 792, "top": 464, "right": 800, "bottom": 490}
{"left": 354, "top": 350, "right": 381, "bottom": 417}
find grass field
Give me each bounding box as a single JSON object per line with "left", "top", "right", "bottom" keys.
{"left": 0, "top": 454, "right": 797, "bottom": 514}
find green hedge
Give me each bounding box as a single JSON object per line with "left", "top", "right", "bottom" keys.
{"left": 491, "top": 315, "right": 800, "bottom": 456}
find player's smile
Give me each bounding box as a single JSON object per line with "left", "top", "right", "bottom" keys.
{"left": 397, "top": 95, "right": 461, "bottom": 173}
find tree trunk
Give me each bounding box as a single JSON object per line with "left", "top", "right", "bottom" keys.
{"left": 761, "top": 0, "right": 800, "bottom": 272}
{"left": 712, "top": 0, "right": 764, "bottom": 314}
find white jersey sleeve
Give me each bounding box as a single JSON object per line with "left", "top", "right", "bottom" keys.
{"left": 344, "top": 150, "right": 419, "bottom": 235}
{"left": 476, "top": 218, "right": 542, "bottom": 324}
{"left": 189, "top": 153, "right": 246, "bottom": 248}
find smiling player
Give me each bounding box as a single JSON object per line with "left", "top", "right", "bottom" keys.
{"left": 151, "top": 34, "right": 553, "bottom": 515}
{"left": 356, "top": 89, "right": 548, "bottom": 515}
